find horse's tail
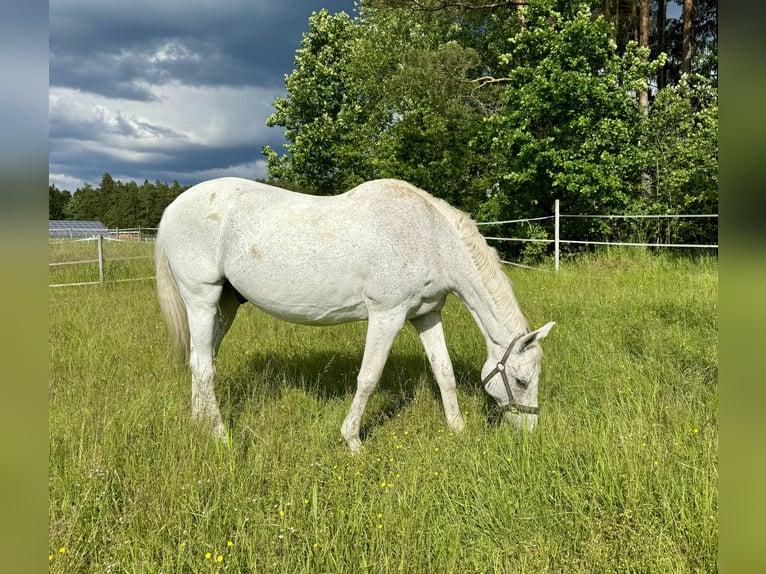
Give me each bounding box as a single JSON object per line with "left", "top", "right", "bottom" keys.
{"left": 154, "top": 235, "right": 190, "bottom": 365}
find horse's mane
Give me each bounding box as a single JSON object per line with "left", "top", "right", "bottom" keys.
{"left": 393, "top": 180, "right": 529, "bottom": 335}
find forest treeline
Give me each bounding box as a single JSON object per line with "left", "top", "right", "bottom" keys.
{"left": 49, "top": 175, "right": 189, "bottom": 230}
{"left": 50, "top": 0, "right": 717, "bottom": 256}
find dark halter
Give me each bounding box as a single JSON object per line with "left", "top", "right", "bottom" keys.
{"left": 481, "top": 332, "right": 540, "bottom": 416}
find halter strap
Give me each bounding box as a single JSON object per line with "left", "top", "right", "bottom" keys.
{"left": 482, "top": 332, "right": 540, "bottom": 416}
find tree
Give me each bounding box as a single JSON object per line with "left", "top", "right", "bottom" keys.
{"left": 591, "top": 1, "right": 715, "bottom": 90}
{"left": 111, "top": 180, "right": 140, "bottom": 228}
{"left": 659, "top": 0, "right": 715, "bottom": 86}
{"left": 263, "top": 10, "right": 365, "bottom": 194}
{"left": 264, "top": 6, "right": 488, "bottom": 202}
{"left": 682, "top": 0, "right": 692, "bottom": 74}
{"left": 690, "top": 0, "right": 716, "bottom": 84}
{"left": 48, "top": 184, "right": 71, "bottom": 220}
{"left": 655, "top": 0, "right": 666, "bottom": 89}
{"left": 99, "top": 173, "right": 117, "bottom": 225}
{"left": 646, "top": 74, "right": 717, "bottom": 215}
{"left": 589, "top": 1, "right": 637, "bottom": 55}
{"left": 638, "top": 0, "right": 650, "bottom": 115}
{"left": 137, "top": 180, "right": 156, "bottom": 227}
{"left": 363, "top": 26, "right": 490, "bottom": 212}
{"left": 63, "top": 184, "right": 100, "bottom": 221}
{"left": 478, "top": 4, "right": 656, "bottom": 225}
{"left": 369, "top": 0, "right": 529, "bottom": 9}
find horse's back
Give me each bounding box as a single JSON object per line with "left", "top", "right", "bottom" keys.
{"left": 161, "top": 176, "right": 445, "bottom": 229}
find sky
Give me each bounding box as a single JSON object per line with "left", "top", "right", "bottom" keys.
{"left": 49, "top": 0, "right": 358, "bottom": 191}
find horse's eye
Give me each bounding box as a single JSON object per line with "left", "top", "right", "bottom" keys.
{"left": 516, "top": 378, "right": 529, "bottom": 388}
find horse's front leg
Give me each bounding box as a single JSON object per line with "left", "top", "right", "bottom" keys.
{"left": 341, "top": 312, "right": 405, "bottom": 453}
{"left": 411, "top": 311, "right": 464, "bottom": 434}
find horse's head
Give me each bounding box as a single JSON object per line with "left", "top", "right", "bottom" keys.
{"left": 482, "top": 321, "right": 555, "bottom": 431}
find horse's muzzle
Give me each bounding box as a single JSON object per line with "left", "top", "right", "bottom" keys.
{"left": 502, "top": 410, "right": 539, "bottom": 431}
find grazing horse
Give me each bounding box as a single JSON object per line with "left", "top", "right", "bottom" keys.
{"left": 155, "top": 177, "right": 554, "bottom": 451}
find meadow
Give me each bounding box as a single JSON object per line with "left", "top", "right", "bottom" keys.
{"left": 48, "top": 249, "right": 717, "bottom": 573}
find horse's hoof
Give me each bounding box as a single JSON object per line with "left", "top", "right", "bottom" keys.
{"left": 346, "top": 439, "right": 363, "bottom": 454}
{"left": 448, "top": 417, "right": 465, "bottom": 434}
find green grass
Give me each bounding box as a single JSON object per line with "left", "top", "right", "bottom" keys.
{"left": 48, "top": 250, "right": 717, "bottom": 573}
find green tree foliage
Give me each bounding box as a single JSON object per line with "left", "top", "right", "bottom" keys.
{"left": 265, "top": 0, "right": 717, "bottom": 253}
{"left": 477, "top": 6, "right": 663, "bottom": 242}
{"left": 263, "top": 10, "right": 365, "bottom": 194}
{"left": 63, "top": 183, "right": 100, "bottom": 222}
{"left": 265, "top": 7, "right": 494, "bottom": 207}
{"left": 366, "top": 33, "right": 491, "bottom": 212}
{"left": 645, "top": 73, "right": 718, "bottom": 243}
{"left": 48, "top": 185, "right": 71, "bottom": 220}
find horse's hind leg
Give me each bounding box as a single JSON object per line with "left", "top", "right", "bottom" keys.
{"left": 184, "top": 283, "right": 230, "bottom": 441}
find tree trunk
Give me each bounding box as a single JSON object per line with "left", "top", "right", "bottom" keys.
{"left": 656, "top": 0, "right": 666, "bottom": 89}
{"left": 638, "top": 0, "right": 651, "bottom": 195}
{"left": 683, "top": 0, "right": 693, "bottom": 75}
{"left": 631, "top": 0, "right": 638, "bottom": 46}
{"left": 638, "top": 0, "right": 649, "bottom": 115}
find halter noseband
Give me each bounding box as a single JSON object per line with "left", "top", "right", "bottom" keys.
{"left": 481, "top": 333, "right": 540, "bottom": 416}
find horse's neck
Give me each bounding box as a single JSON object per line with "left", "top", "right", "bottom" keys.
{"left": 400, "top": 185, "right": 527, "bottom": 351}
{"left": 453, "top": 268, "right": 526, "bottom": 352}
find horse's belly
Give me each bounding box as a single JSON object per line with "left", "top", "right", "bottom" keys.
{"left": 231, "top": 273, "right": 370, "bottom": 325}
{"left": 252, "top": 297, "right": 369, "bottom": 326}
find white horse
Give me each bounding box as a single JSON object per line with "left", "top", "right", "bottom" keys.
{"left": 155, "top": 177, "right": 554, "bottom": 452}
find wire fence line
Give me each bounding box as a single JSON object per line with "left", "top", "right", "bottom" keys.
{"left": 484, "top": 236, "right": 718, "bottom": 247}
{"left": 499, "top": 259, "right": 553, "bottom": 272}
{"left": 479, "top": 200, "right": 717, "bottom": 272}
{"left": 557, "top": 239, "right": 719, "bottom": 248}
{"left": 477, "top": 213, "right": 718, "bottom": 226}
{"left": 476, "top": 216, "right": 556, "bottom": 225}
{"left": 560, "top": 213, "right": 718, "bottom": 219}
{"left": 48, "top": 207, "right": 717, "bottom": 286}
{"left": 49, "top": 254, "right": 152, "bottom": 268}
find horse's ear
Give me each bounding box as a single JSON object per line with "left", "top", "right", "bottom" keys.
{"left": 518, "top": 321, "right": 555, "bottom": 350}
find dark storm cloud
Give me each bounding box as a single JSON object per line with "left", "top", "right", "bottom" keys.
{"left": 50, "top": 0, "right": 360, "bottom": 97}
{"left": 49, "top": 0, "right": 357, "bottom": 189}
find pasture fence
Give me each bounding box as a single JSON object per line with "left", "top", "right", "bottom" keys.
{"left": 48, "top": 204, "right": 718, "bottom": 287}
{"left": 477, "top": 200, "right": 718, "bottom": 272}
{"left": 49, "top": 232, "right": 157, "bottom": 287}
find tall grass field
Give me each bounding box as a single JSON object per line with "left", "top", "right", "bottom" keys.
{"left": 49, "top": 249, "right": 717, "bottom": 573}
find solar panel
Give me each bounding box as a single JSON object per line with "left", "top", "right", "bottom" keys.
{"left": 49, "top": 220, "right": 110, "bottom": 238}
